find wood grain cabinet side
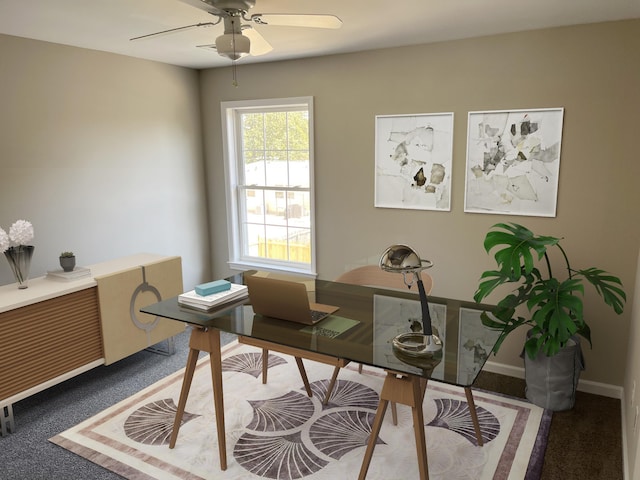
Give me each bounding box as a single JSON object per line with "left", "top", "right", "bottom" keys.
{"left": 0, "top": 287, "right": 103, "bottom": 402}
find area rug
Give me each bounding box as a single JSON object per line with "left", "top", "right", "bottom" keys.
{"left": 50, "top": 341, "right": 551, "bottom": 480}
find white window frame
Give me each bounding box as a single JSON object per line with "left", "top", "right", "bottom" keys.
{"left": 221, "top": 96, "right": 317, "bottom": 277}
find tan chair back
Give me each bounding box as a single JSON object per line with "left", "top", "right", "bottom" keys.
{"left": 334, "top": 265, "right": 433, "bottom": 295}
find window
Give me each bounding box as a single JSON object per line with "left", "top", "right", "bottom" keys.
{"left": 221, "top": 97, "right": 316, "bottom": 276}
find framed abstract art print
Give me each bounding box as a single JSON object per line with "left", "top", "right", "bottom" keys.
{"left": 464, "top": 108, "right": 564, "bottom": 217}
{"left": 375, "top": 112, "right": 454, "bottom": 211}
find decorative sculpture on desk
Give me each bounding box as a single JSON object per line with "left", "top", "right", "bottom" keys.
{"left": 379, "top": 244, "right": 443, "bottom": 357}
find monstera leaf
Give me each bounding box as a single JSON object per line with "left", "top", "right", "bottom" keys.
{"left": 483, "top": 223, "right": 559, "bottom": 279}
{"left": 475, "top": 223, "right": 626, "bottom": 359}
{"left": 528, "top": 278, "right": 585, "bottom": 356}
{"left": 577, "top": 267, "right": 626, "bottom": 314}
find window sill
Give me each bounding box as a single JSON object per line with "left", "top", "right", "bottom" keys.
{"left": 228, "top": 261, "right": 317, "bottom": 279}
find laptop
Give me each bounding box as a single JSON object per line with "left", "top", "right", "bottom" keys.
{"left": 245, "top": 275, "right": 339, "bottom": 325}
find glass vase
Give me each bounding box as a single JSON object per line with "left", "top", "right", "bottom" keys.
{"left": 4, "top": 245, "right": 35, "bottom": 289}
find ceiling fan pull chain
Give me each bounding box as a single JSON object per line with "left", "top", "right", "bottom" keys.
{"left": 232, "top": 61, "right": 239, "bottom": 87}
{"left": 232, "top": 17, "right": 239, "bottom": 87}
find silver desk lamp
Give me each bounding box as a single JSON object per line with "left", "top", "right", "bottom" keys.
{"left": 379, "top": 244, "right": 443, "bottom": 357}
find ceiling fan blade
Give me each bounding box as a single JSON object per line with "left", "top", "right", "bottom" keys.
{"left": 196, "top": 44, "right": 217, "bottom": 50}
{"left": 242, "top": 27, "right": 273, "bottom": 56}
{"left": 130, "top": 22, "right": 219, "bottom": 41}
{"left": 250, "top": 14, "right": 342, "bottom": 29}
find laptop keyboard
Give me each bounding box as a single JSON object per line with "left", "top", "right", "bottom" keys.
{"left": 310, "top": 310, "right": 328, "bottom": 322}
{"left": 311, "top": 326, "right": 342, "bottom": 338}
{"left": 308, "top": 310, "right": 343, "bottom": 338}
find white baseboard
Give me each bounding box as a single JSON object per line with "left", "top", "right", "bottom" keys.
{"left": 483, "top": 360, "right": 623, "bottom": 399}
{"left": 621, "top": 401, "right": 629, "bottom": 480}
{"left": 579, "top": 378, "right": 624, "bottom": 399}
{"left": 484, "top": 360, "right": 525, "bottom": 380}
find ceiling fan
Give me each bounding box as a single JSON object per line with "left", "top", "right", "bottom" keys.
{"left": 131, "top": 0, "right": 342, "bottom": 61}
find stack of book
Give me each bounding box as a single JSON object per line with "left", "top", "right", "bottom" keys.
{"left": 178, "top": 280, "right": 248, "bottom": 311}
{"left": 46, "top": 267, "right": 92, "bottom": 281}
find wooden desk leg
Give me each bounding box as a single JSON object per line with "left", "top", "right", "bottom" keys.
{"left": 358, "top": 398, "right": 389, "bottom": 480}
{"left": 295, "top": 357, "right": 313, "bottom": 397}
{"left": 261, "top": 348, "right": 268, "bottom": 384}
{"left": 169, "top": 327, "right": 227, "bottom": 471}
{"left": 359, "top": 372, "right": 429, "bottom": 480}
{"left": 323, "top": 365, "right": 341, "bottom": 405}
{"left": 390, "top": 402, "right": 398, "bottom": 425}
{"left": 169, "top": 346, "right": 199, "bottom": 449}
{"left": 464, "top": 387, "right": 483, "bottom": 446}
{"left": 411, "top": 377, "right": 428, "bottom": 480}
{"left": 206, "top": 329, "right": 226, "bottom": 470}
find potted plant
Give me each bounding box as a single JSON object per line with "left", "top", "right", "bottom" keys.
{"left": 59, "top": 251, "right": 76, "bottom": 272}
{"left": 473, "top": 222, "right": 626, "bottom": 410}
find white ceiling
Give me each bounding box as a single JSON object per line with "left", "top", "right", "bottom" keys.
{"left": 0, "top": 0, "right": 638, "bottom": 70}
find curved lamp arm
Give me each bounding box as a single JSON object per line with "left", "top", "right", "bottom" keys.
{"left": 379, "top": 244, "right": 441, "bottom": 355}
{"left": 416, "top": 275, "right": 433, "bottom": 336}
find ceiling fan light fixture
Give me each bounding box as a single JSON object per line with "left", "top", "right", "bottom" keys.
{"left": 215, "top": 32, "right": 251, "bottom": 60}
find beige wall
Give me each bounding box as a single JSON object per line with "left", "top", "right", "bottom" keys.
{"left": 0, "top": 34, "right": 210, "bottom": 289}
{"left": 625, "top": 248, "right": 640, "bottom": 479}
{"left": 200, "top": 20, "right": 639, "bottom": 387}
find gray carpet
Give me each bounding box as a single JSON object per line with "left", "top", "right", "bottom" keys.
{"left": 1, "top": 327, "right": 622, "bottom": 480}
{"left": 1, "top": 328, "right": 235, "bottom": 480}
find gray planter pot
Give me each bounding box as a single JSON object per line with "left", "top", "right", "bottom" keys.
{"left": 59, "top": 256, "right": 76, "bottom": 272}
{"left": 522, "top": 330, "right": 585, "bottom": 411}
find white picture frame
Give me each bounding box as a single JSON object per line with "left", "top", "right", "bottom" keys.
{"left": 375, "top": 112, "right": 454, "bottom": 211}
{"left": 464, "top": 107, "right": 564, "bottom": 217}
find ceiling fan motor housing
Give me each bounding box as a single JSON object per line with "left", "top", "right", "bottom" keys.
{"left": 215, "top": 32, "right": 250, "bottom": 60}
{"left": 204, "top": 0, "right": 256, "bottom": 11}
{"left": 215, "top": 14, "right": 251, "bottom": 60}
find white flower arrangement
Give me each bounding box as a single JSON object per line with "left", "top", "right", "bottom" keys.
{"left": 0, "top": 219, "right": 35, "bottom": 252}
{"left": 0, "top": 229, "right": 8, "bottom": 253}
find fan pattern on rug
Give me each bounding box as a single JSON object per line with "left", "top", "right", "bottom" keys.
{"left": 50, "top": 342, "right": 551, "bottom": 480}
{"left": 121, "top": 351, "right": 500, "bottom": 479}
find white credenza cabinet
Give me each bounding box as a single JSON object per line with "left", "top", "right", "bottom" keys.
{"left": 0, "top": 253, "right": 185, "bottom": 435}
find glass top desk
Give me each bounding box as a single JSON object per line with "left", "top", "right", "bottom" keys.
{"left": 141, "top": 272, "right": 500, "bottom": 480}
